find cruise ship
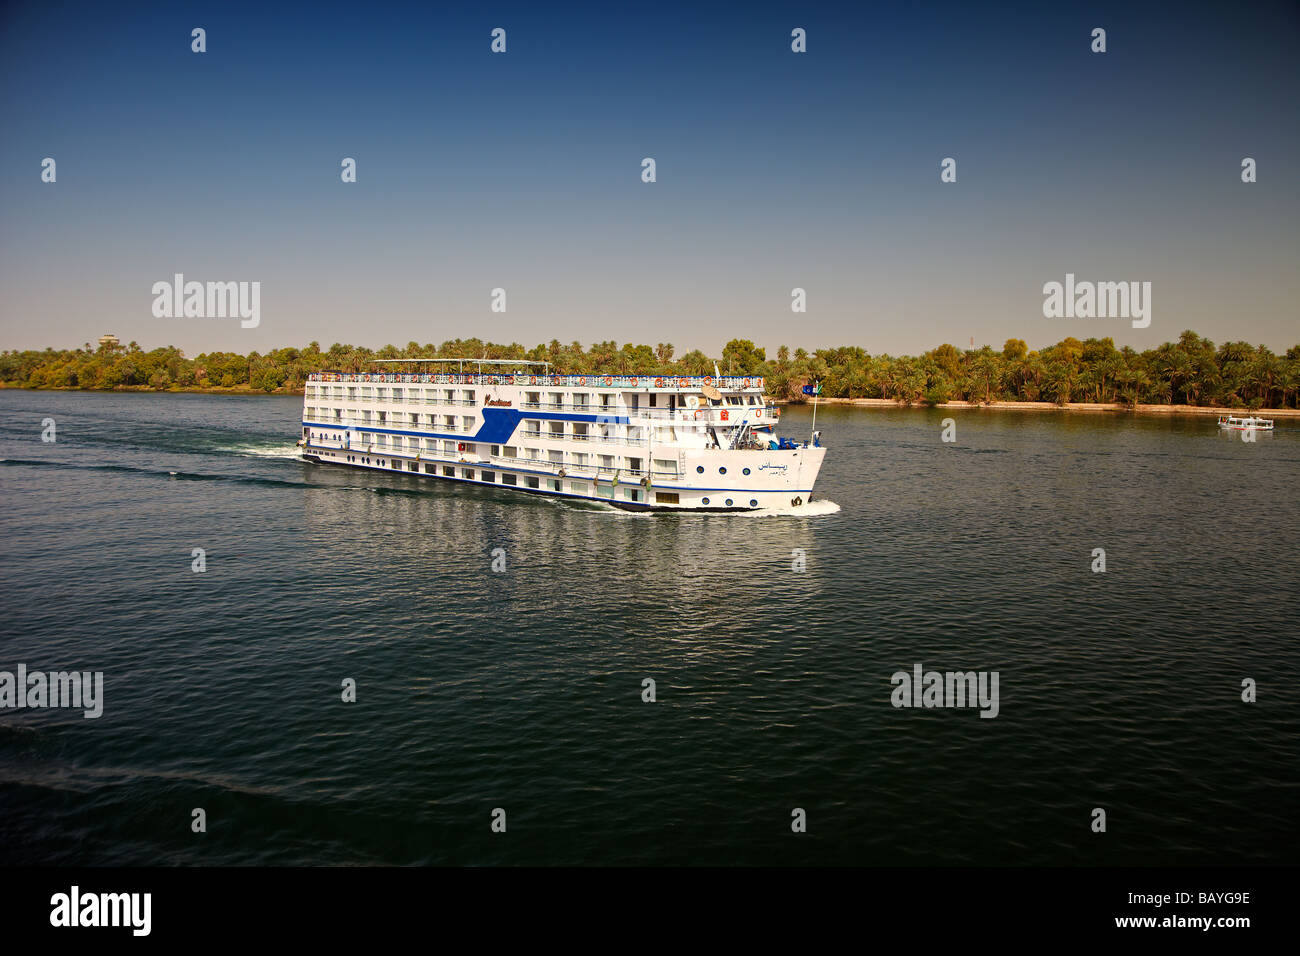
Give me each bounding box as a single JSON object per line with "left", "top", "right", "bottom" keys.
{"left": 298, "top": 359, "right": 826, "bottom": 511}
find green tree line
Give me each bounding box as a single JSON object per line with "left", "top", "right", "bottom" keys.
{"left": 3, "top": 331, "right": 1299, "bottom": 409}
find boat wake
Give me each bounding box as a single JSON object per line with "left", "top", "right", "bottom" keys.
{"left": 740, "top": 498, "right": 841, "bottom": 518}
{"left": 220, "top": 442, "right": 305, "bottom": 460}
{"left": 0, "top": 457, "right": 314, "bottom": 489}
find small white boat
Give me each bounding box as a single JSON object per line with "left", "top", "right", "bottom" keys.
{"left": 1218, "top": 415, "right": 1274, "bottom": 431}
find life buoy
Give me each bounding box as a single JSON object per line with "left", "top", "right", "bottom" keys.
{"left": 579, "top": 377, "right": 587, "bottom": 386}
{"left": 755, "top": 408, "right": 762, "bottom": 419}
{"left": 721, "top": 409, "right": 729, "bottom": 421}
{"left": 678, "top": 378, "right": 688, "bottom": 387}
{"left": 703, "top": 376, "right": 713, "bottom": 386}
{"left": 693, "top": 410, "right": 701, "bottom": 420}
{"left": 655, "top": 378, "right": 663, "bottom": 388}
{"left": 743, "top": 378, "right": 751, "bottom": 388}
{"left": 529, "top": 376, "right": 537, "bottom": 385}
{"left": 603, "top": 376, "right": 612, "bottom": 386}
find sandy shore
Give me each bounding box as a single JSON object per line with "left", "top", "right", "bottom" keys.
{"left": 0, "top": 384, "right": 288, "bottom": 396}
{"left": 5, "top": 384, "right": 1297, "bottom": 418}
{"left": 781, "top": 397, "right": 1300, "bottom": 418}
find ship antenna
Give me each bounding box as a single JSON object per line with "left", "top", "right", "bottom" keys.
{"left": 810, "top": 378, "right": 819, "bottom": 446}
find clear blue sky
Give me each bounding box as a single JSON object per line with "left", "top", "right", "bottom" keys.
{"left": 1, "top": 0, "right": 1296, "bottom": 357}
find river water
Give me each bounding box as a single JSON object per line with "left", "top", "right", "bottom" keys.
{"left": 1, "top": 391, "right": 1295, "bottom": 864}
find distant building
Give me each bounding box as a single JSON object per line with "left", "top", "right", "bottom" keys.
{"left": 98, "top": 334, "right": 120, "bottom": 348}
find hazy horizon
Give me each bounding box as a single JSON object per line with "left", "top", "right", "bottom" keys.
{"left": 3, "top": 0, "right": 1297, "bottom": 358}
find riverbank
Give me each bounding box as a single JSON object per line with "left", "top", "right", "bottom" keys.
{"left": 4, "top": 383, "right": 1299, "bottom": 417}
{"left": 780, "top": 397, "right": 1300, "bottom": 418}
{"left": 0, "top": 383, "right": 294, "bottom": 396}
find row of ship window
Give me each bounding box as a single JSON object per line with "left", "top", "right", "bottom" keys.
{"left": 313, "top": 449, "right": 759, "bottom": 508}
{"left": 306, "top": 431, "right": 679, "bottom": 473}
{"left": 307, "top": 389, "right": 620, "bottom": 406}
{"left": 697, "top": 465, "right": 751, "bottom": 475}
{"left": 306, "top": 388, "right": 764, "bottom": 409}
{"left": 306, "top": 408, "right": 701, "bottom": 443}
{"left": 327, "top": 451, "right": 655, "bottom": 501}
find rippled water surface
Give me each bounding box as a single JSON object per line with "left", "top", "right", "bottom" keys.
{"left": 1, "top": 391, "right": 1296, "bottom": 865}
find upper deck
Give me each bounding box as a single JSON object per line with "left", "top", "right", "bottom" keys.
{"left": 308, "top": 371, "right": 766, "bottom": 392}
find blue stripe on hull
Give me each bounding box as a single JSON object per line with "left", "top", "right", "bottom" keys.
{"left": 303, "top": 409, "right": 629, "bottom": 445}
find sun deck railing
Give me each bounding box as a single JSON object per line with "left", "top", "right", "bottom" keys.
{"left": 309, "top": 371, "right": 764, "bottom": 389}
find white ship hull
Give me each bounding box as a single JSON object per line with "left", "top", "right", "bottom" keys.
{"left": 299, "top": 371, "right": 826, "bottom": 511}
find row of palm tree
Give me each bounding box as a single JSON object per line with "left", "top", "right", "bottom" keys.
{"left": 2, "top": 330, "right": 1297, "bottom": 408}
{"left": 764, "top": 332, "right": 1300, "bottom": 409}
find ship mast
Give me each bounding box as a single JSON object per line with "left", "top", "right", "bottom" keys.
{"left": 810, "top": 378, "right": 819, "bottom": 445}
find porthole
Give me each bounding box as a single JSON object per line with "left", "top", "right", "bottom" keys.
{"left": 743, "top": 467, "right": 751, "bottom": 475}
{"left": 701, "top": 497, "right": 710, "bottom": 505}
{"left": 725, "top": 498, "right": 734, "bottom": 507}
{"left": 696, "top": 466, "right": 704, "bottom": 473}
{"left": 719, "top": 466, "right": 727, "bottom": 475}
{"left": 749, "top": 499, "right": 758, "bottom": 507}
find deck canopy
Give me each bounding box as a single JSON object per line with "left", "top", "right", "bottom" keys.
{"left": 370, "top": 357, "right": 551, "bottom": 375}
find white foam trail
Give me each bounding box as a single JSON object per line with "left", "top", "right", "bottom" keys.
{"left": 224, "top": 443, "right": 304, "bottom": 460}
{"left": 738, "top": 499, "right": 841, "bottom": 518}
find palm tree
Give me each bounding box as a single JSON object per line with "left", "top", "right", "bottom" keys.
{"left": 1279, "top": 358, "right": 1300, "bottom": 409}
{"left": 969, "top": 350, "right": 1002, "bottom": 403}
{"left": 1044, "top": 363, "right": 1073, "bottom": 404}
{"left": 1249, "top": 348, "right": 1280, "bottom": 406}
{"left": 873, "top": 356, "right": 897, "bottom": 400}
